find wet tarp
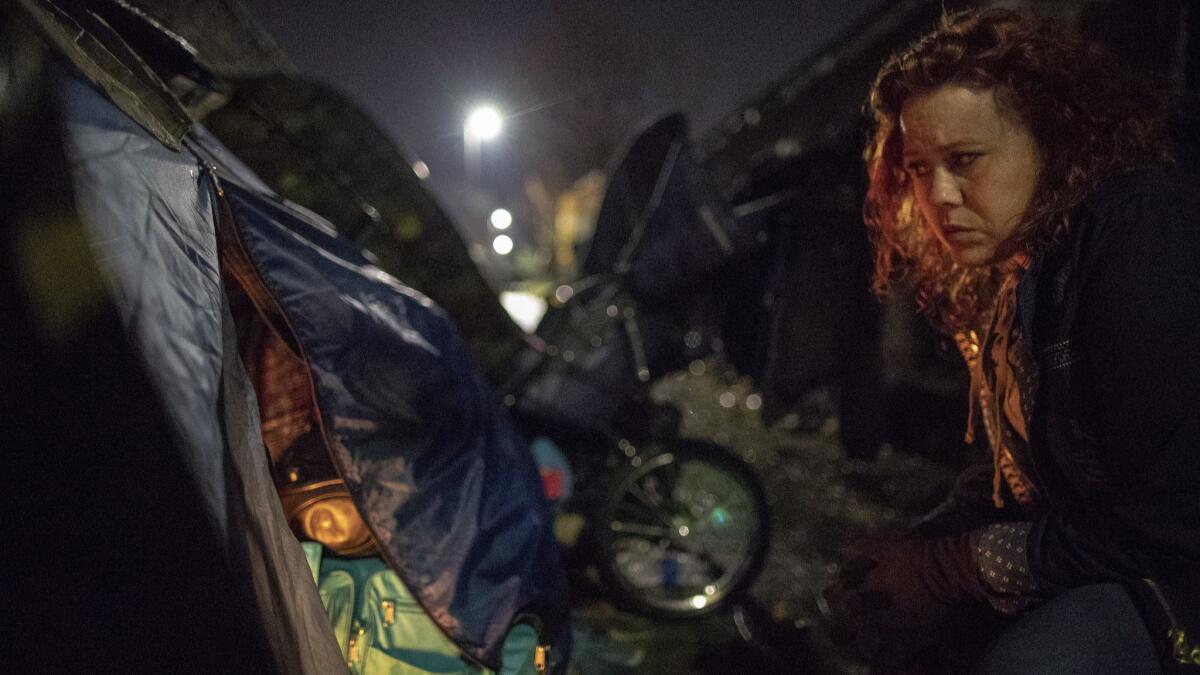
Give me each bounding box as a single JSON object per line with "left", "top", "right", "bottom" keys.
{"left": 202, "top": 144, "right": 571, "bottom": 671}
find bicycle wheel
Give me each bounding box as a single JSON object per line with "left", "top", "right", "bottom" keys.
{"left": 594, "top": 439, "right": 769, "bottom": 618}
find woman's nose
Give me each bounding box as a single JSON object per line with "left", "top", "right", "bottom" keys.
{"left": 931, "top": 167, "right": 963, "bottom": 206}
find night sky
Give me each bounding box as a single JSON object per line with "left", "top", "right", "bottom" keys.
{"left": 241, "top": 0, "right": 888, "bottom": 209}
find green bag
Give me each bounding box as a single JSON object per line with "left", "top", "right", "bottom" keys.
{"left": 302, "top": 543, "right": 541, "bottom": 675}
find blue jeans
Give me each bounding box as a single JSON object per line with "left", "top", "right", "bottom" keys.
{"left": 975, "top": 583, "right": 1160, "bottom": 674}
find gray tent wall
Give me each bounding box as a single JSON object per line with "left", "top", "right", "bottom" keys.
{"left": 4, "top": 3, "right": 346, "bottom": 672}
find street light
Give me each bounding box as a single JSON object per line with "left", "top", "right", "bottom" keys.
{"left": 489, "top": 208, "right": 512, "bottom": 230}
{"left": 492, "top": 234, "right": 514, "bottom": 255}
{"left": 465, "top": 105, "right": 503, "bottom": 141}
{"left": 464, "top": 103, "right": 503, "bottom": 184}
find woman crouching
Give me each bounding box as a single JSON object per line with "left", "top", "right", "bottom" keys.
{"left": 824, "top": 8, "right": 1200, "bottom": 674}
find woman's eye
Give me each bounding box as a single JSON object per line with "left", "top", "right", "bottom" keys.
{"left": 904, "top": 161, "right": 931, "bottom": 177}
{"left": 951, "top": 153, "right": 981, "bottom": 168}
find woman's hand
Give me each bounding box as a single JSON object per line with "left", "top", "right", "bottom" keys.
{"left": 823, "top": 534, "right": 984, "bottom": 667}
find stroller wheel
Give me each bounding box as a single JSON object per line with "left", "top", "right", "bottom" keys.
{"left": 595, "top": 439, "right": 769, "bottom": 618}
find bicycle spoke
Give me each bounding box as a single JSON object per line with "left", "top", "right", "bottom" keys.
{"left": 661, "top": 460, "right": 682, "bottom": 502}
{"left": 609, "top": 521, "right": 672, "bottom": 538}
{"left": 614, "top": 489, "right": 672, "bottom": 525}
{"left": 625, "top": 480, "right": 676, "bottom": 527}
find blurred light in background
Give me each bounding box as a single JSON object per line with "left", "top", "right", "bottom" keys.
{"left": 465, "top": 104, "right": 503, "bottom": 141}
{"left": 411, "top": 160, "right": 430, "bottom": 179}
{"left": 492, "top": 234, "right": 514, "bottom": 255}
{"left": 499, "top": 291, "right": 548, "bottom": 333}
{"left": 489, "top": 208, "right": 513, "bottom": 230}
{"left": 745, "top": 393, "right": 763, "bottom": 411}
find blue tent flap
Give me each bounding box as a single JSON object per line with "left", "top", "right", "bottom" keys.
{"left": 216, "top": 176, "right": 570, "bottom": 670}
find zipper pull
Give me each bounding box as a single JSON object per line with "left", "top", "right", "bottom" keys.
{"left": 203, "top": 163, "right": 224, "bottom": 198}
{"left": 380, "top": 599, "right": 395, "bottom": 626}
{"left": 347, "top": 624, "right": 366, "bottom": 666}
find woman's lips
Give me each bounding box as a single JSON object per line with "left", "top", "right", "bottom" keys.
{"left": 941, "top": 224, "right": 975, "bottom": 242}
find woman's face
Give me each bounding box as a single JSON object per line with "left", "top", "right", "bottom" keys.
{"left": 900, "top": 85, "right": 1041, "bottom": 267}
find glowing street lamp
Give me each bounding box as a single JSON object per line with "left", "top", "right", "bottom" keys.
{"left": 465, "top": 105, "right": 503, "bottom": 141}
{"left": 464, "top": 103, "right": 503, "bottom": 184}
{"left": 489, "top": 208, "right": 512, "bottom": 230}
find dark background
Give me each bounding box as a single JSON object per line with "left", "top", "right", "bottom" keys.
{"left": 240, "top": 0, "right": 890, "bottom": 245}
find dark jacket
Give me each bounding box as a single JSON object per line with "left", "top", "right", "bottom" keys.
{"left": 1018, "top": 167, "right": 1200, "bottom": 668}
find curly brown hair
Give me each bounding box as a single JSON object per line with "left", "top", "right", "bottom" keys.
{"left": 864, "top": 8, "right": 1171, "bottom": 334}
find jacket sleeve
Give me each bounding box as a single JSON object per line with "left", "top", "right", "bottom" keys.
{"left": 1025, "top": 171, "right": 1200, "bottom": 590}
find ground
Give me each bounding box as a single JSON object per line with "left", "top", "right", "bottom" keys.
{"left": 568, "top": 358, "right": 956, "bottom": 674}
